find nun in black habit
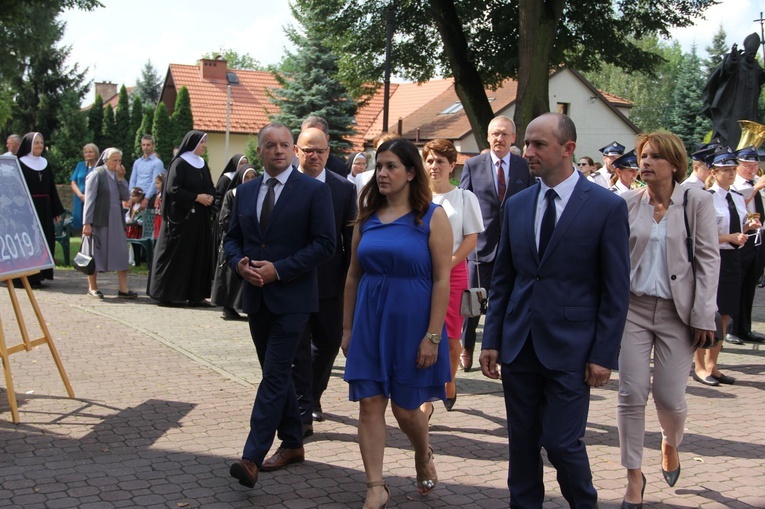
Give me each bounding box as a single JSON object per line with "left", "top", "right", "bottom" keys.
{"left": 150, "top": 130, "right": 216, "bottom": 305}
{"left": 15, "top": 132, "right": 65, "bottom": 288}
{"left": 212, "top": 153, "right": 248, "bottom": 267}
{"left": 210, "top": 163, "right": 258, "bottom": 319}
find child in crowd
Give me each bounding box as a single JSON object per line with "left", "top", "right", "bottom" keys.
{"left": 153, "top": 174, "right": 164, "bottom": 239}
{"left": 125, "top": 187, "right": 144, "bottom": 266}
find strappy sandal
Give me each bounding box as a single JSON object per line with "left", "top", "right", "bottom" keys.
{"left": 415, "top": 446, "right": 437, "bottom": 496}
{"left": 364, "top": 480, "right": 389, "bottom": 509}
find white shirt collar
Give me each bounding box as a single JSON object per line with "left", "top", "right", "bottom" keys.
{"left": 298, "top": 166, "right": 326, "bottom": 182}
{"left": 265, "top": 166, "right": 293, "bottom": 186}
{"left": 540, "top": 169, "right": 579, "bottom": 201}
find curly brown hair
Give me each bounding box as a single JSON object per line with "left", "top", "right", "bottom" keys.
{"left": 357, "top": 138, "right": 432, "bottom": 226}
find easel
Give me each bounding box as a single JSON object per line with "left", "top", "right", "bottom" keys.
{"left": 0, "top": 271, "right": 74, "bottom": 423}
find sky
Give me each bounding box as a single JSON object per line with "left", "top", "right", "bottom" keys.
{"left": 59, "top": 0, "right": 765, "bottom": 99}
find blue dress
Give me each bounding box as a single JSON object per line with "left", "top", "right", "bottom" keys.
{"left": 70, "top": 161, "right": 92, "bottom": 230}
{"left": 344, "top": 203, "right": 450, "bottom": 409}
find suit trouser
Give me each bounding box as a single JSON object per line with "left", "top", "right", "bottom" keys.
{"left": 617, "top": 294, "right": 694, "bottom": 469}
{"left": 242, "top": 307, "right": 308, "bottom": 465}
{"left": 734, "top": 241, "right": 758, "bottom": 336}
{"left": 502, "top": 338, "right": 598, "bottom": 509}
{"left": 293, "top": 296, "right": 343, "bottom": 421}
{"left": 462, "top": 260, "right": 494, "bottom": 352}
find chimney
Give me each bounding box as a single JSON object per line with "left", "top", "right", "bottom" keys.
{"left": 199, "top": 56, "right": 228, "bottom": 82}
{"left": 95, "top": 82, "right": 118, "bottom": 102}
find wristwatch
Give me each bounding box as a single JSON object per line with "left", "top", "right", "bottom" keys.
{"left": 425, "top": 332, "right": 442, "bottom": 344}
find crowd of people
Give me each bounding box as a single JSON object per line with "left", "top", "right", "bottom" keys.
{"left": 4, "top": 111, "right": 763, "bottom": 509}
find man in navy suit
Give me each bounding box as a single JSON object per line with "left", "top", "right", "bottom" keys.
{"left": 291, "top": 127, "right": 357, "bottom": 434}
{"left": 459, "top": 115, "right": 533, "bottom": 370}
{"left": 225, "top": 123, "right": 336, "bottom": 488}
{"left": 479, "top": 113, "right": 630, "bottom": 508}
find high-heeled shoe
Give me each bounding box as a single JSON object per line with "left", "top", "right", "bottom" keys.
{"left": 662, "top": 446, "right": 681, "bottom": 487}
{"left": 415, "top": 446, "right": 438, "bottom": 496}
{"left": 444, "top": 393, "right": 457, "bottom": 411}
{"left": 364, "top": 480, "right": 389, "bottom": 509}
{"left": 620, "top": 473, "right": 646, "bottom": 509}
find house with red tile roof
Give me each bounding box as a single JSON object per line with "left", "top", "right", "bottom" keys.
{"left": 159, "top": 59, "right": 637, "bottom": 178}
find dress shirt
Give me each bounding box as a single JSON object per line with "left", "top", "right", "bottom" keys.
{"left": 709, "top": 183, "right": 747, "bottom": 250}
{"left": 609, "top": 180, "right": 630, "bottom": 195}
{"left": 681, "top": 173, "right": 705, "bottom": 190}
{"left": 588, "top": 167, "right": 610, "bottom": 188}
{"left": 732, "top": 174, "right": 761, "bottom": 213}
{"left": 129, "top": 154, "right": 165, "bottom": 199}
{"left": 489, "top": 152, "right": 511, "bottom": 197}
{"left": 257, "top": 166, "right": 293, "bottom": 220}
{"left": 631, "top": 214, "right": 672, "bottom": 299}
{"left": 299, "top": 166, "right": 327, "bottom": 183}
{"left": 534, "top": 170, "right": 579, "bottom": 247}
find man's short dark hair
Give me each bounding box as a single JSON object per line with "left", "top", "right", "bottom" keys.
{"left": 554, "top": 114, "right": 577, "bottom": 145}
{"left": 141, "top": 134, "right": 155, "bottom": 144}
{"left": 301, "top": 116, "right": 329, "bottom": 135}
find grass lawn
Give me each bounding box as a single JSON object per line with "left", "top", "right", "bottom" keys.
{"left": 55, "top": 236, "right": 151, "bottom": 275}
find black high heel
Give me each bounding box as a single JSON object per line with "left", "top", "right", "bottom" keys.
{"left": 662, "top": 446, "right": 681, "bottom": 487}
{"left": 620, "top": 473, "right": 646, "bottom": 509}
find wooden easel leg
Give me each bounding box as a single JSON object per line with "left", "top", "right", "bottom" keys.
{"left": 0, "top": 308, "right": 20, "bottom": 424}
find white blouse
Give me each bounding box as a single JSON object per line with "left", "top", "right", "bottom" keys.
{"left": 631, "top": 214, "right": 672, "bottom": 299}
{"left": 432, "top": 187, "right": 484, "bottom": 254}
{"left": 710, "top": 183, "right": 748, "bottom": 250}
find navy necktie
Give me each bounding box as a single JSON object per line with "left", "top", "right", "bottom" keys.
{"left": 539, "top": 189, "right": 557, "bottom": 258}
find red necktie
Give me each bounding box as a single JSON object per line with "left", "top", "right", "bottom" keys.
{"left": 497, "top": 159, "right": 506, "bottom": 203}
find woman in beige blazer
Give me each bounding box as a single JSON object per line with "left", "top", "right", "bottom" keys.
{"left": 617, "top": 132, "right": 720, "bottom": 508}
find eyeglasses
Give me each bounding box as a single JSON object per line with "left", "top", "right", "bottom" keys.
{"left": 577, "top": 163, "right": 589, "bottom": 167}
{"left": 297, "top": 145, "right": 329, "bottom": 155}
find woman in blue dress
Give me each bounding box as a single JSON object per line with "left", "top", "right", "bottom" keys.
{"left": 69, "top": 143, "right": 99, "bottom": 231}
{"left": 341, "top": 138, "right": 452, "bottom": 509}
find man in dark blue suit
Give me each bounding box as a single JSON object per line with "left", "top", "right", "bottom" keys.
{"left": 225, "top": 123, "right": 336, "bottom": 488}
{"left": 459, "top": 115, "right": 534, "bottom": 370}
{"left": 291, "top": 127, "right": 357, "bottom": 434}
{"left": 479, "top": 113, "right": 630, "bottom": 508}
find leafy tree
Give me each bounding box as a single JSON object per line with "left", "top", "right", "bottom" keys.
{"left": 666, "top": 45, "right": 712, "bottom": 153}
{"left": 130, "top": 95, "right": 144, "bottom": 145}
{"left": 582, "top": 36, "right": 683, "bottom": 132}
{"left": 152, "top": 102, "right": 174, "bottom": 164}
{"left": 269, "top": 3, "right": 358, "bottom": 154}
{"left": 134, "top": 106, "right": 154, "bottom": 160}
{"left": 114, "top": 85, "right": 133, "bottom": 165}
{"left": 47, "top": 90, "right": 91, "bottom": 183}
{"left": 301, "top": 0, "right": 717, "bottom": 146}
{"left": 171, "top": 86, "right": 194, "bottom": 146}
{"left": 244, "top": 136, "right": 264, "bottom": 175}
{"left": 201, "top": 49, "right": 264, "bottom": 70}
{"left": 88, "top": 94, "right": 104, "bottom": 150}
{"left": 135, "top": 59, "right": 163, "bottom": 106}
{"left": 102, "top": 104, "right": 116, "bottom": 150}
{"left": 703, "top": 25, "right": 729, "bottom": 77}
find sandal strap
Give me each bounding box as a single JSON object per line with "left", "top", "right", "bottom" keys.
{"left": 366, "top": 480, "right": 387, "bottom": 488}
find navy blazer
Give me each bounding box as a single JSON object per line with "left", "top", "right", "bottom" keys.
{"left": 482, "top": 174, "right": 630, "bottom": 371}
{"left": 318, "top": 170, "right": 357, "bottom": 299}
{"left": 459, "top": 152, "right": 533, "bottom": 263}
{"left": 224, "top": 169, "right": 336, "bottom": 315}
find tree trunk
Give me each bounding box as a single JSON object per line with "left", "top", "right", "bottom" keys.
{"left": 428, "top": 0, "right": 495, "bottom": 151}
{"left": 514, "top": 0, "right": 566, "bottom": 144}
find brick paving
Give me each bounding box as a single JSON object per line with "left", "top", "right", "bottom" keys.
{"left": 1, "top": 269, "right": 764, "bottom": 508}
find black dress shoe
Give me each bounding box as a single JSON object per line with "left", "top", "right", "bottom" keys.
{"left": 444, "top": 394, "right": 457, "bottom": 411}
{"left": 312, "top": 407, "right": 324, "bottom": 422}
{"left": 711, "top": 373, "right": 736, "bottom": 385}
{"left": 621, "top": 473, "right": 646, "bottom": 509}
{"left": 741, "top": 332, "right": 765, "bottom": 343}
{"left": 725, "top": 333, "right": 745, "bottom": 345}
{"left": 302, "top": 423, "right": 313, "bottom": 438}
{"left": 222, "top": 307, "right": 241, "bottom": 320}
{"left": 692, "top": 371, "right": 719, "bottom": 386}
{"left": 662, "top": 462, "right": 681, "bottom": 487}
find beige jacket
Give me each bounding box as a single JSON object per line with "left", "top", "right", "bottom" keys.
{"left": 622, "top": 184, "right": 720, "bottom": 331}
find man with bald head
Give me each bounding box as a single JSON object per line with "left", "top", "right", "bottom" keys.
{"left": 291, "top": 128, "right": 357, "bottom": 434}
{"left": 459, "top": 115, "right": 533, "bottom": 371}
{"left": 4, "top": 134, "right": 21, "bottom": 156}
{"left": 480, "top": 113, "right": 630, "bottom": 508}
{"left": 225, "top": 123, "right": 336, "bottom": 488}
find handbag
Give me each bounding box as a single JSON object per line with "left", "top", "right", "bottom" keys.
{"left": 74, "top": 235, "right": 96, "bottom": 276}
{"left": 460, "top": 251, "right": 488, "bottom": 317}
{"left": 683, "top": 189, "right": 721, "bottom": 349}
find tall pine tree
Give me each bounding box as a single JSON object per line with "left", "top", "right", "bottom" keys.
{"left": 114, "top": 85, "right": 133, "bottom": 166}
{"left": 703, "top": 25, "right": 729, "bottom": 77}
{"left": 152, "top": 102, "right": 174, "bottom": 164}
{"left": 269, "top": 3, "right": 357, "bottom": 154}
{"left": 666, "top": 45, "right": 712, "bottom": 155}
{"left": 102, "top": 104, "right": 116, "bottom": 151}
{"left": 135, "top": 59, "right": 163, "bottom": 106}
{"left": 171, "top": 86, "right": 194, "bottom": 146}
{"left": 130, "top": 95, "right": 144, "bottom": 144}
{"left": 134, "top": 106, "right": 154, "bottom": 160}
{"left": 88, "top": 94, "right": 105, "bottom": 150}
{"left": 48, "top": 90, "right": 91, "bottom": 183}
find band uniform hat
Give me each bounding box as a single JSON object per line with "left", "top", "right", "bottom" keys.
{"left": 599, "top": 141, "right": 626, "bottom": 156}
{"left": 611, "top": 149, "right": 639, "bottom": 169}
{"left": 696, "top": 137, "right": 722, "bottom": 152}
{"left": 691, "top": 146, "right": 717, "bottom": 162}
{"left": 736, "top": 146, "right": 759, "bottom": 162}
{"left": 707, "top": 146, "right": 739, "bottom": 168}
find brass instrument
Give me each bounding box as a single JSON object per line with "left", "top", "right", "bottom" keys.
{"left": 736, "top": 120, "right": 765, "bottom": 150}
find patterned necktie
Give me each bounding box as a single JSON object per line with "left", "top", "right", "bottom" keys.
{"left": 260, "top": 178, "right": 278, "bottom": 231}
{"left": 539, "top": 189, "right": 558, "bottom": 258}
{"left": 497, "top": 159, "right": 506, "bottom": 203}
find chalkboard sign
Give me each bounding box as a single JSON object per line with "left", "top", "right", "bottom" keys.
{"left": 0, "top": 155, "right": 55, "bottom": 278}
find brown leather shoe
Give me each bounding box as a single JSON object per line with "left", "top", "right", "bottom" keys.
{"left": 460, "top": 347, "right": 474, "bottom": 372}
{"left": 260, "top": 446, "right": 305, "bottom": 472}
{"left": 230, "top": 459, "right": 259, "bottom": 488}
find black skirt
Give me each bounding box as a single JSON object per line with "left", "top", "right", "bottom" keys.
{"left": 717, "top": 249, "right": 742, "bottom": 316}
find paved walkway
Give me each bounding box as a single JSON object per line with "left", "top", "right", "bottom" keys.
{"left": 1, "top": 269, "right": 764, "bottom": 508}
